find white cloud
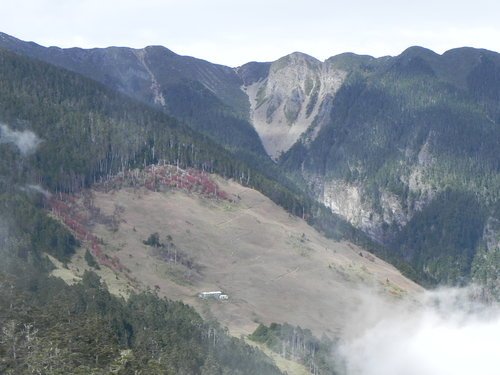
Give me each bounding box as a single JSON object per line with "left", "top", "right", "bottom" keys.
{"left": 21, "top": 184, "right": 52, "bottom": 198}
{"left": 0, "top": 124, "right": 41, "bottom": 156}
{"left": 339, "top": 287, "right": 500, "bottom": 375}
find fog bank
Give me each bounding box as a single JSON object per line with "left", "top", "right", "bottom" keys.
{"left": 340, "top": 287, "right": 500, "bottom": 375}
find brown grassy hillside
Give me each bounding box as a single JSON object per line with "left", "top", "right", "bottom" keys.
{"left": 47, "top": 166, "right": 422, "bottom": 339}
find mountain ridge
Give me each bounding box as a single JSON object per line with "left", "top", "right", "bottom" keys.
{"left": 1, "top": 31, "right": 498, "bottom": 289}
{"left": 3, "top": 31, "right": 499, "bottom": 68}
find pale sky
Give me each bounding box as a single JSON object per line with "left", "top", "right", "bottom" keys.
{"left": 2, "top": 0, "right": 500, "bottom": 66}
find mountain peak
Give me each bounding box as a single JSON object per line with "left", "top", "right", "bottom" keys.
{"left": 326, "top": 52, "right": 378, "bottom": 71}
{"left": 275, "top": 51, "right": 321, "bottom": 68}
{"left": 287, "top": 51, "right": 319, "bottom": 60}
{"left": 143, "top": 44, "right": 177, "bottom": 57}
{"left": 442, "top": 46, "right": 500, "bottom": 62}
{"left": 400, "top": 46, "right": 439, "bottom": 59}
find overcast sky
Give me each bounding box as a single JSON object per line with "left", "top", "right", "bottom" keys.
{"left": 2, "top": 0, "right": 500, "bottom": 66}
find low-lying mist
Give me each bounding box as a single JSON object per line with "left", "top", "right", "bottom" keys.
{"left": 339, "top": 287, "right": 500, "bottom": 375}
{"left": 21, "top": 184, "right": 52, "bottom": 198}
{"left": 0, "top": 123, "right": 41, "bottom": 155}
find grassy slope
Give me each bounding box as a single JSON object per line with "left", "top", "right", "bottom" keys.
{"left": 55, "top": 173, "right": 422, "bottom": 340}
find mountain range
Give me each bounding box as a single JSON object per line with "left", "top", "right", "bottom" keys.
{"left": 0, "top": 31, "right": 498, "bottom": 287}
{"left": 0, "top": 30, "right": 499, "bottom": 374}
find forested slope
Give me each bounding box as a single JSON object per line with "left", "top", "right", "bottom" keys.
{"left": 0, "top": 46, "right": 375, "bottom": 248}
{"left": 280, "top": 47, "right": 500, "bottom": 287}
{"left": 0, "top": 240, "right": 283, "bottom": 374}
{"left": 0, "top": 32, "right": 267, "bottom": 161}
{"left": 0, "top": 47, "right": 287, "bottom": 374}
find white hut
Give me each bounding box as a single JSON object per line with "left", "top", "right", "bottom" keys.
{"left": 198, "top": 291, "right": 229, "bottom": 300}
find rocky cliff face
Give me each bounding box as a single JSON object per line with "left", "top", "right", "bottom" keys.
{"left": 307, "top": 130, "right": 440, "bottom": 243}
{"left": 319, "top": 177, "right": 438, "bottom": 244}
{"left": 239, "top": 53, "right": 346, "bottom": 159}
{"left": 321, "top": 180, "right": 406, "bottom": 243}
